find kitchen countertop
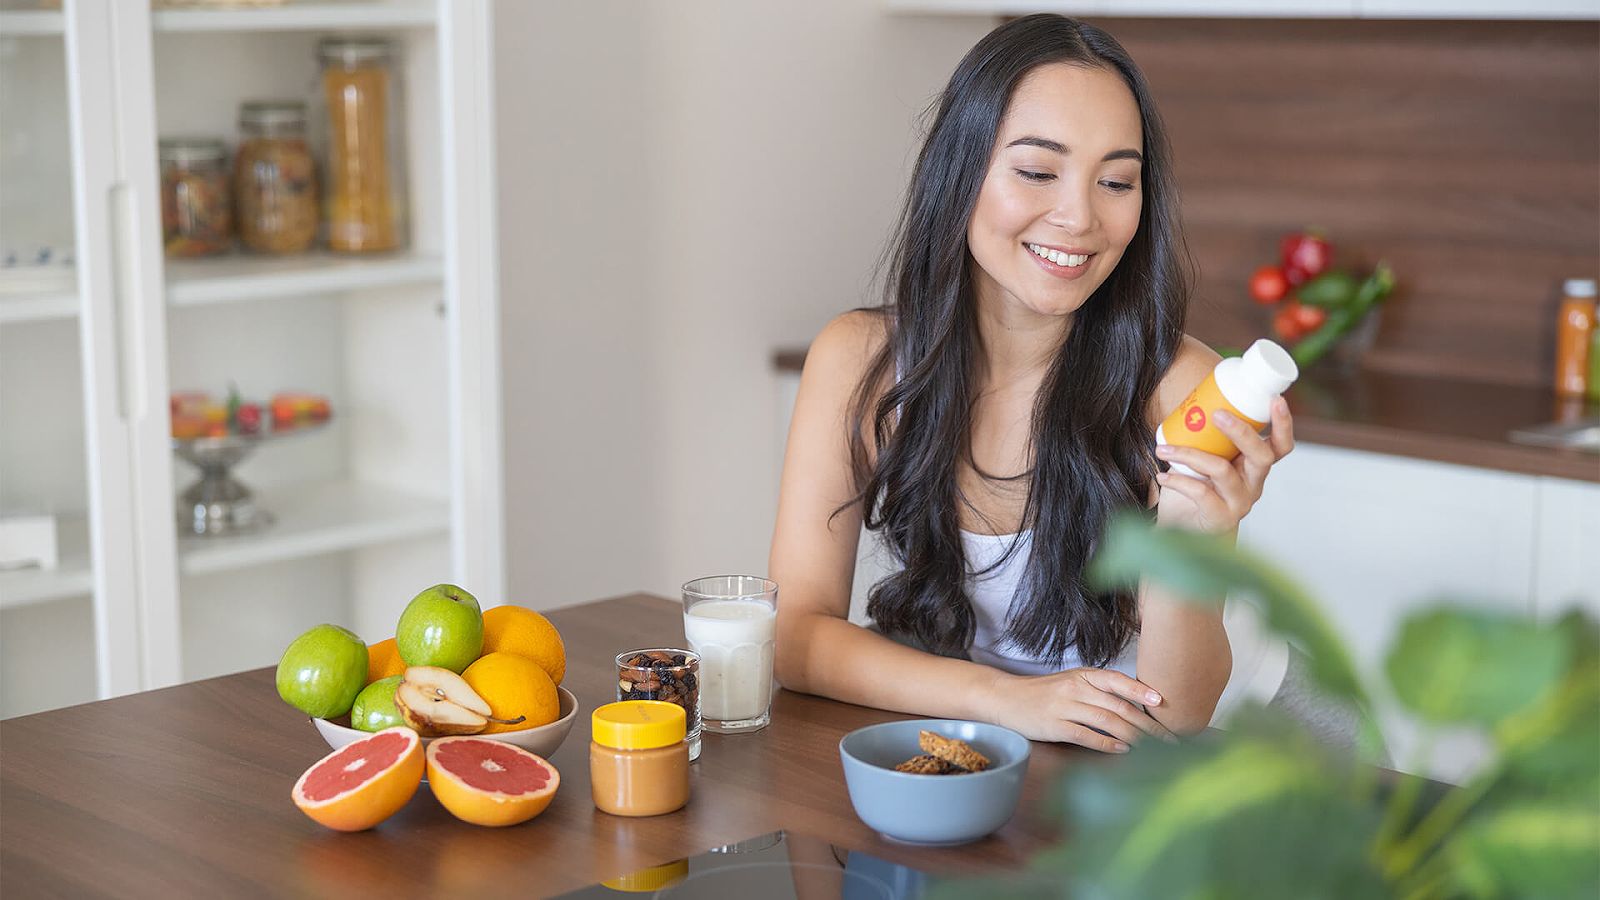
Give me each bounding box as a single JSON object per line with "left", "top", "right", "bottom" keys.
{"left": 772, "top": 350, "right": 1599, "bottom": 484}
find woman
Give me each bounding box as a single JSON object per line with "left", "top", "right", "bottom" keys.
{"left": 770, "top": 14, "right": 1298, "bottom": 753}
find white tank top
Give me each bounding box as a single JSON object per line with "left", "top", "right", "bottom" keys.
{"left": 961, "top": 528, "right": 1139, "bottom": 677}
{"left": 878, "top": 356, "right": 1286, "bottom": 718}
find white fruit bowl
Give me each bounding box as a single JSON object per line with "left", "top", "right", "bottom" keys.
{"left": 311, "top": 686, "right": 580, "bottom": 759}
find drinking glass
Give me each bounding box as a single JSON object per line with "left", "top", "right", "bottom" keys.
{"left": 681, "top": 575, "right": 777, "bottom": 734}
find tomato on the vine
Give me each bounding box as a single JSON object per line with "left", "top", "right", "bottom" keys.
{"left": 1248, "top": 265, "right": 1290, "bottom": 305}
{"left": 1280, "top": 231, "right": 1332, "bottom": 286}
{"left": 1291, "top": 301, "right": 1328, "bottom": 332}
{"left": 1273, "top": 300, "right": 1311, "bottom": 343}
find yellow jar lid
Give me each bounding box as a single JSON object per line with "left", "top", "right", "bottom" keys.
{"left": 592, "top": 700, "right": 686, "bottom": 750}
{"left": 602, "top": 858, "right": 689, "bottom": 892}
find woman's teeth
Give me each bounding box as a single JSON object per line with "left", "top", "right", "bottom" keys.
{"left": 1027, "top": 243, "right": 1089, "bottom": 268}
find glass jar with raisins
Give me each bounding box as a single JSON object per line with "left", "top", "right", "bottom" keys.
{"left": 616, "top": 648, "right": 701, "bottom": 762}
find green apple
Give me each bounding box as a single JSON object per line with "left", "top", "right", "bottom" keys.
{"left": 395, "top": 583, "right": 484, "bottom": 673}
{"left": 276, "top": 624, "right": 367, "bottom": 719}
{"left": 350, "top": 675, "right": 406, "bottom": 732}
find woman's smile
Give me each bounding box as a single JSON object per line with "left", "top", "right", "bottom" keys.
{"left": 1024, "top": 242, "right": 1095, "bottom": 281}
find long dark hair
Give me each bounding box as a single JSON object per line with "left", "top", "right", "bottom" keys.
{"left": 844, "top": 14, "right": 1189, "bottom": 667}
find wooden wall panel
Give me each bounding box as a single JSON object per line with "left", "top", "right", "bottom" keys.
{"left": 1092, "top": 17, "right": 1598, "bottom": 388}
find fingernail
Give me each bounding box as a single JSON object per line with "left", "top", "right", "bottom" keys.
{"left": 1214, "top": 410, "right": 1234, "bottom": 425}
{"left": 1146, "top": 691, "right": 1162, "bottom": 705}
{"left": 1154, "top": 445, "right": 1173, "bottom": 458}
{"left": 1113, "top": 742, "right": 1130, "bottom": 753}
{"left": 1156, "top": 473, "right": 1169, "bottom": 484}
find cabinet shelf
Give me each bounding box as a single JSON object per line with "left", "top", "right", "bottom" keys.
{"left": 2, "top": 482, "right": 449, "bottom": 607}
{"left": 0, "top": 291, "right": 78, "bottom": 325}
{"left": 178, "top": 479, "right": 449, "bottom": 576}
{"left": 0, "top": 516, "right": 92, "bottom": 610}
{"left": 152, "top": 0, "right": 435, "bottom": 33}
{"left": 0, "top": 10, "right": 62, "bottom": 36}
{"left": 166, "top": 252, "right": 443, "bottom": 307}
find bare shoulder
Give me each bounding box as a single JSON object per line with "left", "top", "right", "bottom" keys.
{"left": 1149, "top": 334, "right": 1222, "bottom": 425}
{"left": 802, "top": 309, "right": 890, "bottom": 399}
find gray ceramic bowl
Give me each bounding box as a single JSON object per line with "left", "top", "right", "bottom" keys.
{"left": 839, "top": 718, "right": 1031, "bottom": 846}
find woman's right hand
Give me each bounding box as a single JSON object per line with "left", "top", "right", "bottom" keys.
{"left": 985, "top": 667, "right": 1178, "bottom": 752}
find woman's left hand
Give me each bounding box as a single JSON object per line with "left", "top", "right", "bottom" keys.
{"left": 1153, "top": 396, "right": 1295, "bottom": 534}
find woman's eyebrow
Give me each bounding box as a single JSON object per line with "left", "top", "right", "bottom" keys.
{"left": 1005, "top": 134, "right": 1143, "bottom": 163}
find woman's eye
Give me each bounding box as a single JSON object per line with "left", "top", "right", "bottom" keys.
{"left": 1102, "top": 180, "right": 1137, "bottom": 193}
{"left": 1014, "top": 169, "right": 1055, "bottom": 183}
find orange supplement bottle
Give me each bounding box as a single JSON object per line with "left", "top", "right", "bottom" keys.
{"left": 1554, "top": 279, "right": 1596, "bottom": 399}
{"left": 590, "top": 700, "right": 690, "bottom": 817}
{"left": 1157, "top": 339, "right": 1299, "bottom": 476}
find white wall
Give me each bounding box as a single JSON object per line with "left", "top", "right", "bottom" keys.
{"left": 493, "top": 2, "right": 989, "bottom": 608}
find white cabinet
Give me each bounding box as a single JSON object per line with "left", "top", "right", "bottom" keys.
{"left": 886, "top": 0, "right": 1600, "bottom": 19}
{"left": 1239, "top": 443, "right": 1596, "bottom": 782}
{"left": 0, "top": 1, "right": 503, "bottom": 718}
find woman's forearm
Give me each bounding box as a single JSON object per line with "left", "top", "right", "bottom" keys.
{"left": 1134, "top": 577, "right": 1231, "bottom": 734}
{"left": 776, "top": 611, "right": 1002, "bottom": 722}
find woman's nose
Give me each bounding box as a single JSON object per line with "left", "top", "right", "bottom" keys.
{"left": 1043, "top": 183, "right": 1096, "bottom": 235}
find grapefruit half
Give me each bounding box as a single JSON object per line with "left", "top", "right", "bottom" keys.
{"left": 291, "top": 726, "right": 424, "bottom": 831}
{"left": 425, "top": 735, "right": 560, "bottom": 827}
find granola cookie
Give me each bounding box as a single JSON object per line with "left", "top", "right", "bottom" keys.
{"left": 893, "top": 754, "right": 962, "bottom": 775}
{"left": 918, "top": 729, "right": 990, "bottom": 772}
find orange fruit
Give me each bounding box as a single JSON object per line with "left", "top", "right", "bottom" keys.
{"left": 425, "top": 736, "right": 560, "bottom": 827}
{"left": 460, "top": 652, "right": 561, "bottom": 733}
{"left": 366, "top": 637, "right": 406, "bottom": 685}
{"left": 291, "top": 726, "right": 423, "bottom": 831}
{"left": 481, "top": 605, "right": 566, "bottom": 685}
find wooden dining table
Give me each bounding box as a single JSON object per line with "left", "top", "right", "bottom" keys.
{"left": 0, "top": 592, "right": 1106, "bottom": 898}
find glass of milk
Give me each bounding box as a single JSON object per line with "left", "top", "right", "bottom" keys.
{"left": 681, "top": 575, "right": 778, "bottom": 734}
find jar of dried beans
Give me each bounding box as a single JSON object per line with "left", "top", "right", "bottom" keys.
{"left": 159, "top": 138, "right": 232, "bottom": 258}
{"left": 318, "top": 37, "right": 406, "bottom": 253}
{"left": 233, "top": 101, "right": 318, "bottom": 254}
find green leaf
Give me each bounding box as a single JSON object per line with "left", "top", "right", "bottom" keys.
{"left": 1445, "top": 803, "right": 1600, "bottom": 900}
{"left": 1090, "top": 513, "right": 1371, "bottom": 712}
{"left": 1493, "top": 614, "right": 1600, "bottom": 787}
{"left": 1384, "top": 607, "right": 1572, "bottom": 726}
{"left": 1041, "top": 717, "right": 1386, "bottom": 900}
{"left": 1296, "top": 270, "right": 1360, "bottom": 309}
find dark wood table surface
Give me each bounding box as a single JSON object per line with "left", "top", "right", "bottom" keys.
{"left": 1, "top": 593, "right": 1095, "bottom": 899}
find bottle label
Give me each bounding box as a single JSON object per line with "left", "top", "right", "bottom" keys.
{"left": 1159, "top": 373, "right": 1267, "bottom": 460}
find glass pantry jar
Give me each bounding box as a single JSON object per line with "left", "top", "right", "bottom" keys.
{"left": 233, "top": 101, "right": 318, "bottom": 254}
{"left": 159, "top": 138, "right": 232, "bottom": 258}
{"left": 318, "top": 37, "right": 406, "bottom": 253}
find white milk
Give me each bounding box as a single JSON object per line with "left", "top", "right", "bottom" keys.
{"left": 683, "top": 598, "right": 776, "bottom": 724}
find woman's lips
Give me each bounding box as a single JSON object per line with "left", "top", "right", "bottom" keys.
{"left": 1025, "top": 243, "right": 1094, "bottom": 281}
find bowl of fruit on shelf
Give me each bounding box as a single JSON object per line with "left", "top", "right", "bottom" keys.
{"left": 169, "top": 387, "right": 333, "bottom": 536}
{"left": 277, "top": 584, "right": 579, "bottom": 761}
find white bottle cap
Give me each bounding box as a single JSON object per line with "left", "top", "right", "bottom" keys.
{"left": 1241, "top": 339, "right": 1299, "bottom": 396}
{"left": 1563, "top": 279, "right": 1597, "bottom": 298}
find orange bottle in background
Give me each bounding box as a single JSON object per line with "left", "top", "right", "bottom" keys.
{"left": 1554, "top": 279, "right": 1597, "bottom": 399}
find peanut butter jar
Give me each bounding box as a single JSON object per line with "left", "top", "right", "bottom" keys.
{"left": 590, "top": 700, "right": 690, "bottom": 817}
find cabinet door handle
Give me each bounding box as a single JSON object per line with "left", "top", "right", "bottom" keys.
{"left": 108, "top": 181, "right": 146, "bottom": 424}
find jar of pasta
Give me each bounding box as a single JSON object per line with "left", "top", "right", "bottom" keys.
{"left": 233, "top": 101, "right": 318, "bottom": 254}
{"left": 159, "top": 138, "right": 232, "bottom": 258}
{"left": 318, "top": 37, "right": 406, "bottom": 253}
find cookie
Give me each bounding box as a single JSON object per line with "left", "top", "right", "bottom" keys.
{"left": 918, "top": 729, "right": 990, "bottom": 772}
{"left": 893, "top": 754, "right": 962, "bottom": 775}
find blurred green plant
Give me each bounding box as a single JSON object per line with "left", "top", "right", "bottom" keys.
{"left": 932, "top": 512, "right": 1599, "bottom": 900}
